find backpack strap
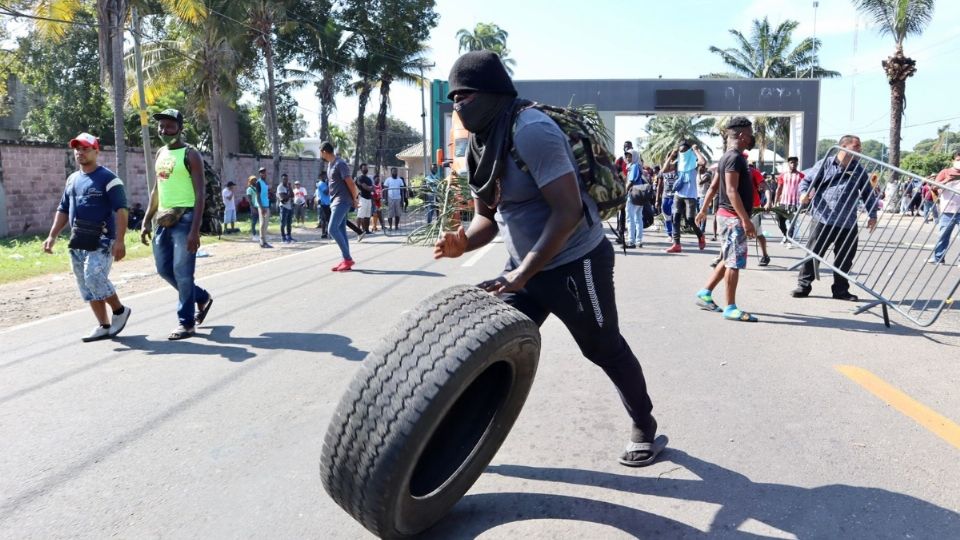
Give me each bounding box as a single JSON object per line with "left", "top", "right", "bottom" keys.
{"left": 509, "top": 104, "right": 595, "bottom": 226}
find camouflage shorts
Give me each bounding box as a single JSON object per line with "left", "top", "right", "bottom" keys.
{"left": 720, "top": 217, "right": 748, "bottom": 269}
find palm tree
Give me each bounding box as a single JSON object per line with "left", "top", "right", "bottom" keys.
{"left": 31, "top": 0, "right": 206, "bottom": 183}
{"left": 328, "top": 124, "right": 352, "bottom": 159}
{"left": 248, "top": 0, "right": 286, "bottom": 186}
{"left": 853, "top": 0, "right": 935, "bottom": 169}
{"left": 372, "top": 48, "right": 427, "bottom": 175}
{"left": 346, "top": 46, "right": 385, "bottom": 174}
{"left": 132, "top": 1, "right": 245, "bottom": 177}
{"left": 643, "top": 116, "right": 715, "bottom": 167}
{"left": 456, "top": 22, "right": 516, "bottom": 74}
{"left": 708, "top": 17, "right": 840, "bottom": 165}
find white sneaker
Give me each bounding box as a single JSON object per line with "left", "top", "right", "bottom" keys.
{"left": 82, "top": 326, "right": 111, "bottom": 342}
{"left": 109, "top": 306, "right": 132, "bottom": 337}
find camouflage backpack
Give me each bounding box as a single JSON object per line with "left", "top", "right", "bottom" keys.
{"left": 184, "top": 145, "right": 224, "bottom": 236}
{"left": 510, "top": 103, "right": 626, "bottom": 222}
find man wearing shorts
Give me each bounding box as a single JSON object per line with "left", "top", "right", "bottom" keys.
{"left": 384, "top": 167, "right": 405, "bottom": 230}
{"left": 43, "top": 132, "right": 132, "bottom": 342}
{"left": 221, "top": 181, "right": 237, "bottom": 233}
{"left": 694, "top": 117, "right": 759, "bottom": 322}
{"left": 355, "top": 163, "right": 374, "bottom": 234}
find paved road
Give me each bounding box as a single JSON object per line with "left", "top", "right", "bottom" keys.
{"left": 2, "top": 227, "right": 959, "bottom": 539}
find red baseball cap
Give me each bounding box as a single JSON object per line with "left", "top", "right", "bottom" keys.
{"left": 69, "top": 132, "right": 99, "bottom": 150}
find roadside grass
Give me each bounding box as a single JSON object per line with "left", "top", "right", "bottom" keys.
{"left": 0, "top": 229, "right": 219, "bottom": 285}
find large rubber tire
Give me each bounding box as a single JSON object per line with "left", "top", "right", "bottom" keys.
{"left": 320, "top": 284, "right": 541, "bottom": 539}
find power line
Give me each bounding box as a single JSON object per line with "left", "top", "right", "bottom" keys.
{"left": 821, "top": 112, "right": 960, "bottom": 139}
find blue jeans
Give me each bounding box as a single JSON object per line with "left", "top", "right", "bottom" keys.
{"left": 922, "top": 200, "right": 939, "bottom": 222}
{"left": 933, "top": 212, "right": 960, "bottom": 262}
{"left": 625, "top": 201, "right": 644, "bottom": 245}
{"left": 280, "top": 206, "right": 293, "bottom": 238}
{"left": 250, "top": 208, "right": 259, "bottom": 236}
{"left": 329, "top": 200, "right": 352, "bottom": 260}
{"left": 153, "top": 211, "right": 210, "bottom": 328}
{"left": 661, "top": 196, "right": 674, "bottom": 236}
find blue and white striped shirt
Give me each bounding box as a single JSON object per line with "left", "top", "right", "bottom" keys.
{"left": 800, "top": 157, "right": 878, "bottom": 229}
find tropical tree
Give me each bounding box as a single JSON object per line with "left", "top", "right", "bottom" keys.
{"left": 248, "top": 0, "right": 287, "bottom": 186}
{"left": 30, "top": 0, "right": 205, "bottom": 183}
{"left": 328, "top": 124, "right": 353, "bottom": 159}
{"left": 643, "top": 116, "right": 715, "bottom": 167}
{"left": 456, "top": 22, "right": 515, "bottom": 74}
{"left": 341, "top": 0, "right": 438, "bottom": 175}
{"left": 852, "top": 0, "right": 935, "bottom": 168}
{"left": 133, "top": 1, "right": 247, "bottom": 177}
{"left": 278, "top": 0, "right": 356, "bottom": 143}
{"left": 708, "top": 17, "right": 840, "bottom": 165}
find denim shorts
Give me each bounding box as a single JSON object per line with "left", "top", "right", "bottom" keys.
{"left": 720, "top": 216, "right": 748, "bottom": 269}
{"left": 70, "top": 240, "right": 116, "bottom": 301}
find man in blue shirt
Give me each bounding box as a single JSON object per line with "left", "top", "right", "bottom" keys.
{"left": 792, "top": 135, "right": 878, "bottom": 301}
{"left": 43, "top": 133, "right": 132, "bottom": 342}
{"left": 315, "top": 171, "right": 331, "bottom": 238}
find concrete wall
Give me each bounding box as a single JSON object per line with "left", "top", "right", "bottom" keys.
{"left": 0, "top": 141, "right": 328, "bottom": 237}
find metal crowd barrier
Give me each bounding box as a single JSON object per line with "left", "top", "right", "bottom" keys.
{"left": 786, "top": 146, "right": 960, "bottom": 328}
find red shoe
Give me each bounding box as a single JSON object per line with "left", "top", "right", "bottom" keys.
{"left": 698, "top": 236, "right": 706, "bottom": 250}
{"left": 665, "top": 244, "right": 682, "bottom": 254}
{"left": 331, "top": 259, "right": 355, "bottom": 272}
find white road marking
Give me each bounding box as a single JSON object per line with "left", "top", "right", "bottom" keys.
{"left": 462, "top": 237, "right": 500, "bottom": 267}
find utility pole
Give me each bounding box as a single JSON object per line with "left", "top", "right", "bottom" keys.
{"left": 131, "top": 7, "right": 156, "bottom": 194}
{"left": 810, "top": 1, "right": 819, "bottom": 78}
{"left": 417, "top": 61, "right": 435, "bottom": 178}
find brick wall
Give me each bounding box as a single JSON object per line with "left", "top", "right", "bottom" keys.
{"left": 0, "top": 141, "right": 327, "bottom": 237}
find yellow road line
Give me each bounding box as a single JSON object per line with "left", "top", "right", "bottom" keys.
{"left": 835, "top": 365, "right": 960, "bottom": 450}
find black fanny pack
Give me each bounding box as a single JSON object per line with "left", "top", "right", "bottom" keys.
{"left": 68, "top": 218, "right": 106, "bottom": 251}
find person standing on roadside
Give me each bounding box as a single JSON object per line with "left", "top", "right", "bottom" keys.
{"left": 141, "top": 109, "right": 214, "bottom": 340}
{"left": 246, "top": 175, "right": 261, "bottom": 240}
{"left": 372, "top": 174, "right": 384, "bottom": 232}
{"left": 221, "top": 181, "right": 237, "bottom": 234}
{"left": 930, "top": 153, "right": 960, "bottom": 263}
{"left": 384, "top": 167, "right": 406, "bottom": 231}
{"left": 355, "top": 163, "right": 375, "bottom": 234}
{"left": 43, "top": 132, "right": 132, "bottom": 342}
{"left": 791, "top": 135, "right": 877, "bottom": 301}
{"left": 665, "top": 141, "right": 708, "bottom": 253}
{"left": 424, "top": 164, "right": 441, "bottom": 224}
{"left": 693, "top": 117, "right": 759, "bottom": 322}
{"left": 321, "top": 141, "right": 359, "bottom": 271}
{"left": 657, "top": 158, "right": 677, "bottom": 238}
{"left": 315, "top": 171, "right": 330, "bottom": 237}
{"left": 256, "top": 167, "right": 271, "bottom": 245}
{"left": 277, "top": 173, "right": 294, "bottom": 243}
{"left": 293, "top": 180, "right": 308, "bottom": 226}
{"left": 775, "top": 156, "right": 804, "bottom": 246}
{"left": 624, "top": 149, "right": 645, "bottom": 248}
{"left": 435, "top": 51, "right": 666, "bottom": 467}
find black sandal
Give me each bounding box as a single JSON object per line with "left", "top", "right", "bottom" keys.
{"left": 196, "top": 298, "right": 214, "bottom": 326}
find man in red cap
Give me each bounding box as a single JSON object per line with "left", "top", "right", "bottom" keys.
{"left": 43, "top": 132, "right": 133, "bottom": 341}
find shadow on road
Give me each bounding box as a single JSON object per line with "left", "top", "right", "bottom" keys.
{"left": 754, "top": 311, "right": 960, "bottom": 344}
{"left": 113, "top": 326, "right": 367, "bottom": 362}
{"left": 423, "top": 449, "right": 960, "bottom": 538}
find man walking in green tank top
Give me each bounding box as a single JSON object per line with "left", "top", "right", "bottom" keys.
{"left": 141, "top": 109, "right": 213, "bottom": 340}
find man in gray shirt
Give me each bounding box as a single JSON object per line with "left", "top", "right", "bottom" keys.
{"left": 435, "top": 51, "right": 665, "bottom": 468}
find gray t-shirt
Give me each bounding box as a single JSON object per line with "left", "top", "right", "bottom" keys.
{"left": 490, "top": 108, "right": 604, "bottom": 270}
{"left": 326, "top": 158, "right": 352, "bottom": 203}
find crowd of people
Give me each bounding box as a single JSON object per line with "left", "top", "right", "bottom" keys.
{"left": 39, "top": 50, "right": 960, "bottom": 480}
{"left": 220, "top": 159, "right": 442, "bottom": 252}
